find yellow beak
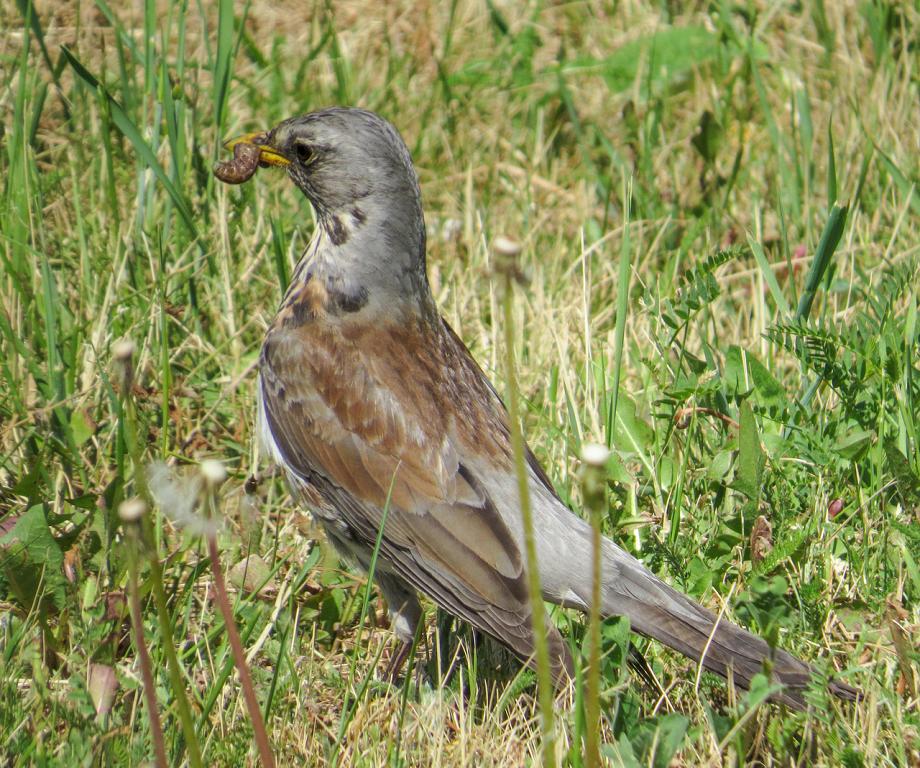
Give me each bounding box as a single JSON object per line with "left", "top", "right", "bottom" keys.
{"left": 223, "top": 131, "right": 290, "bottom": 167}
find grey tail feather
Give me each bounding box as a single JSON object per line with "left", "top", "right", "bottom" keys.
{"left": 599, "top": 543, "right": 860, "bottom": 709}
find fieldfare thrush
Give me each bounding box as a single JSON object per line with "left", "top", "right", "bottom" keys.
{"left": 215, "top": 108, "right": 858, "bottom": 708}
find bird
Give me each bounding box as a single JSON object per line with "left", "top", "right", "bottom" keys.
{"left": 215, "top": 107, "right": 859, "bottom": 709}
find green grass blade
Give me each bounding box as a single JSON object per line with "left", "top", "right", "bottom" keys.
{"left": 826, "top": 120, "right": 837, "bottom": 209}
{"left": 607, "top": 177, "right": 634, "bottom": 447}
{"left": 794, "top": 202, "right": 848, "bottom": 323}
{"left": 213, "top": 0, "right": 238, "bottom": 139}
{"left": 748, "top": 235, "right": 791, "bottom": 317}
{"left": 15, "top": 0, "right": 67, "bottom": 118}
{"left": 60, "top": 47, "right": 199, "bottom": 238}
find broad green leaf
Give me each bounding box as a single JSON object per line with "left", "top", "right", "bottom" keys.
{"left": 885, "top": 440, "right": 920, "bottom": 506}
{"left": 733, "top": 401, "right": 765, "bottom": 500}
{"left": 737, "top": 672, "right": 784, "bottom": 716}
{"left": 0, "top": 503, "right": 67, "bottom": 612}
{"left": 724, "top": 345, "right": 786, "bottom": 408}
{"left": 567, "top": 27, "right": 722, "bottom": 95}
{"left": 692, "top": 110, "right": 723, "bottom": 163}
{"left": 628, "top": 713, "right": 690, "bottom": 768}
{"left": 610, "top": 389, "right": 653, "bottom": 453}
{"left": 707, "top": 450, "right": 733, "bottom": 483}
{"left": 666, "top": 372, "right": 700, "bottom": 399}
{"left": 658, "top": 455, "right": 678, "bottom": 490}
{"left": 69, "top": 409, "right": 95, "bottom": 447}
{"left": 747, "top": 354, "right": 785, "bottom": 407}
{"left": 724, "top": 345, "right": 753, "bottom": 397}
{"left": 606, "top": 451, "right": 633, "bottom": 484}
{"left": 833, "top": 429, "right": 874, "bottom": 461}
{"left": 687, "top": 556, "right": 715, "bottom": 597}
{"left": 602, "top": 736, "right": 641, "bottom": 768}
{"left": 600, "top": 615, "right": 632, "bottom": 684}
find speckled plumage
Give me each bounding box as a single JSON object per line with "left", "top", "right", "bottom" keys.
{"left": 223, "top": 108, "right": 858, "bottom": 706}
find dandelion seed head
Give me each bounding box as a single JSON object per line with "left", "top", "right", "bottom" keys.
{"left": 147, "top": 461, "right": 220, "bottom": 536}
{"left": 112, "top": 339, "right": 136, "bottom": 362}
{"left": 493, "top": 236, "right": 522, "bottom": 257}
{"left": 200, "top": 459, "right": 228, "bottom": 487}
{"left": 580, "top": 443, "right": 611, "bottom": 467}
{"left": 118, "top": 497, "right": 147, "bottom": 522}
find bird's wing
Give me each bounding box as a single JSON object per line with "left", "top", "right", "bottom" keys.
{"left": 259, "top": 312, "right": 565, "bottom": 670}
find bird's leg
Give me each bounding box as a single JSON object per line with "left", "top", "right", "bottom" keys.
{"left": 384, "top": 638, "right": 414, "bottom": 683}
{"left": 375, "top": 573, "right": 422, "bottom": 685}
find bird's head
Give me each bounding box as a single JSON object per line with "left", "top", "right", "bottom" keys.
{"left": 218, "top": 108, "right": 432, "bottom": 313}
{"left": 221, "top": 108, "right": 422, "bottom": 225}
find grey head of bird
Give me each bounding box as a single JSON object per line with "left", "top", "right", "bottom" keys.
{"left": 218, "top": 107, "right": 431, "bottom": 311}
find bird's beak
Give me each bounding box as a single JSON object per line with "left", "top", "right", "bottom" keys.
{"left": 223, "top": 131, "right": 290, "bottom": 167}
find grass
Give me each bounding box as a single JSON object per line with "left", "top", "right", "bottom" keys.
{"left": 1, "top": 0, "right": 918, "bottom": 765}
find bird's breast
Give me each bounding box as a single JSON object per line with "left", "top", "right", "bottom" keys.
{"left": 273, "top": 272, "right": 372, "bottom": 328}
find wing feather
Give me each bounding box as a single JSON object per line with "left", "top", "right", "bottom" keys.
{"left": 259, "top": 316, "right": 546, "bottom": 663}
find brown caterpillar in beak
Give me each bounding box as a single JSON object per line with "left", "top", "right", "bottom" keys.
{"left": 214, "top": 142, "right": 262, "bottom": 184}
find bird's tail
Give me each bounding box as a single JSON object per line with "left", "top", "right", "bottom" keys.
{"left": 596, "top": 540, "right": 859, "bottom": 709}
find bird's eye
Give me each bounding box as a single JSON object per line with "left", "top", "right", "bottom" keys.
{"left": 294, "top": 142, "right": 315, "bottom": 165}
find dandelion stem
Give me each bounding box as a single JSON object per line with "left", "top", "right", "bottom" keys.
{"left": 580, "top": 445, "right": 610, "bottom": 768}
{"left": 116, "top": 343, "right": 203, "bottom": 768}
{"left": 122, "top": 505, "right": 168, "bottom": 768}
{"left": 206, "top": 531, "right": 275, "bottom": 767}
{"left": 498, "top": 249, "right": 556, "bottom": 768}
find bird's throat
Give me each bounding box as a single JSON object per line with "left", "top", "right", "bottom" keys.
{"left": 281, "top": 206, "right": 434, "bottom": 323}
